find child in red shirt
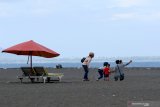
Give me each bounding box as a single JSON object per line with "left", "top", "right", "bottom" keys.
{"left": 103, "top": 64, "right": 110, "bottom": 81}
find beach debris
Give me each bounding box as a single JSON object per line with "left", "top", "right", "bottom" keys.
{"left": 6, "top": 81, "right": 10, "bottom": 83}
{"left": 112, "top": 94, "right": 116, "bottom": 97}
{"left": 133, "top": 96, "right": 136, "bottom": 99}
{"left": 146, "top": 68, "right": 151, "bottom": 70}
{"left": 102, "top": 94, "right": 105, "bottom": 97}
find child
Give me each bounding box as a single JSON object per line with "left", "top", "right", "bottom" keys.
{"left": 96, "top": 67, "right": 104, "bottom": 81}
{"left": 103, "top": 63, "right": 110, "bottom": 81}
{"left": 96, "top": 62, "right": 108, "bottom": 81}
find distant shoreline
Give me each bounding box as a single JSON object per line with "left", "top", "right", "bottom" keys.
{"left": 0, "top": 61, "right": 160, "bottom": 68}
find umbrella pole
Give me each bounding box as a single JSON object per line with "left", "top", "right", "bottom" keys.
{"left": 30, "top": 55, "right": 32, "bottom": 69}
{"left": 30, "top": 55, "right": 34, "bottom": 83}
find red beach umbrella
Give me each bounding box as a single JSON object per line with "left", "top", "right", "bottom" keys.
{"left": 2, "top": 40, "right": 60, "bottom": 68}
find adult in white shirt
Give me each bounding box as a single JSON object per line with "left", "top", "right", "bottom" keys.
{"left": 82, "top": 52, "right": 94, "bottom": 81}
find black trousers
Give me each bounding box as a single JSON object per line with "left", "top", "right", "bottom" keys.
{"left": 82, "top": 65, "right": 89, "bottom": 79}
{"left": 98, "top": 69, "right": 103, "bottom": 79}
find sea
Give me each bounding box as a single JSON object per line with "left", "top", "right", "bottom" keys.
{"left": 1, "top": 61, "right": 160, "bottom": 68}
{"left": 1, "top": 54, "right": 160, "bottom": 68}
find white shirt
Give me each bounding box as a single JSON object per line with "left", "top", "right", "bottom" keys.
{"left": 82, "top": 56, "right": 92, "bottom": 67}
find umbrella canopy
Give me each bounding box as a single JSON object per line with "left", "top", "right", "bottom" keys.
{"left": 2, "top": 40, "right": 60, "bottom": 58}
{"left": 2, "top": 40, "right": 60, "bottom": 69}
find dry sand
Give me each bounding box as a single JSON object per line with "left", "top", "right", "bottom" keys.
{"left": 0, "top": 67, "right": 160, "bottom": 107}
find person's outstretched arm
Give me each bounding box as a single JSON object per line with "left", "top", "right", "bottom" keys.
{"left": 125, "top": 60, "right": 132, "bottom": 66}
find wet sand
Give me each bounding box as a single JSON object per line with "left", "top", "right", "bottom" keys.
{"left": 0, "top": 67, "right": 160, "bottom": 107}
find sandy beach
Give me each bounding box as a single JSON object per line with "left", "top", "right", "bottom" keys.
{"left": 0, "top": 67, "right": 160, "bottom": 107}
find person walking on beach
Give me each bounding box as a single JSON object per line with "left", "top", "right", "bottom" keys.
{"left": 82, "top": 52, "right": 94, "bottom": 81}
{"left": 114, "top": 60, "right": 132, "bottom": 81}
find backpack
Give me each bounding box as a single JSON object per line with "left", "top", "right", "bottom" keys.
{"left": 81, "top": 57, "right": 86, "bottom": 63}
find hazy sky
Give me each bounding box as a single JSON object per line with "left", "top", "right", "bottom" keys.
{"left": 0, "top": 0, "right": 160, "bottom": 58}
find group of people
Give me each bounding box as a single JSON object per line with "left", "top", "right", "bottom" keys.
{"left": 82, "top": 52, "right": 132, "bottom": 81}
{"left": 97, "top": 62, "right": 110, "bottom": 81}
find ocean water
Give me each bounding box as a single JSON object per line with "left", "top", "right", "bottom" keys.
{"left": 0, "top": 62, "right": 160, "bottom": 68}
